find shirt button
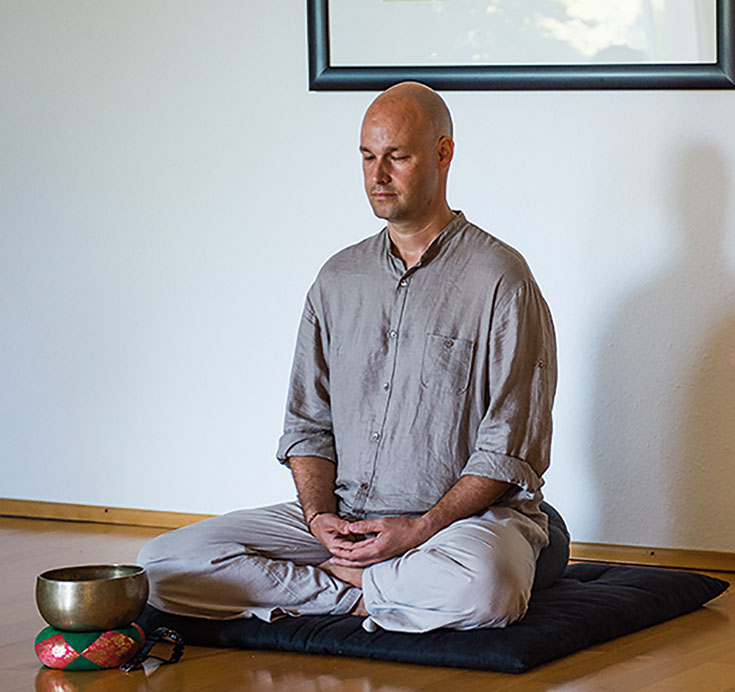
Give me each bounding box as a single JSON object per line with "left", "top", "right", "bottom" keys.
{"left": 444, "top": 339, "right": 454, "bottom": 348}
{"left": 389, "top": 330, "right": 398, "bottom": 339}
{"left": 371, "top": 432, "right": 381, "bottom": 441}
{"left": 360, "top": 482, "right": 369, "bottom": 490}
{"left": 399, "top": 278, "right": 409, "bottom": 287}
{"left": 382, "top": 382, "right": 390, "bottom": 391}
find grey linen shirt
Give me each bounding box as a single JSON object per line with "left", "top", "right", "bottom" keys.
{"left": 276, "top": 212, "right": 557, "bottom": 523}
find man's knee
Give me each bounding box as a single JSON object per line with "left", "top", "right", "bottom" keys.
{"left": 368, "top": 545, "right": 531, "bottom": 630}
{"left": 137, "top": 532, "right": 181, "bottom": 598}
{"left": 452, "top": 556, "right": 530, "bottom": 628}
{"left": 138, "top": 513, "right": 247, "bottom": 582}
{"left": 138, "top": 525, "right": 252, "bottom": 618}
{"left": 137, "top": 532, "right": 169, "bottom": 571}
{"left": 137, "top": 526, "right": 216, "bottom": 603}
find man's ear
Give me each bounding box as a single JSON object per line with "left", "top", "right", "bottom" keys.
{"left": 437, "top": 136, "right": 454, "bottom": 170}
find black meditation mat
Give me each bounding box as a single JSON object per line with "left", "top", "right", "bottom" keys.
{"left": 137, "top": 563, "right": 728, "bottom": 674}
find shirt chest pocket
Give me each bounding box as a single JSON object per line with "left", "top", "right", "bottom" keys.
{"left": 420, "top": 334, "right": 475, "bottom": 394}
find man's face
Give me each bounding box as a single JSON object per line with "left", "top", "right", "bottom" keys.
{"left": 360, "top": 101, "right": 441, "bottom": 226}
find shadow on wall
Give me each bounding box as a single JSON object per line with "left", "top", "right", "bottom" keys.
{"left": 590, "top": 143, "right": 735, "bottom": 552}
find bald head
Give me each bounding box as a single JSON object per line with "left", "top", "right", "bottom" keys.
{"left": 365, "top": 82, "right": 453, "bottom": 140}
{"left": 359, "top": 82, "right": 455, "bottom": 232}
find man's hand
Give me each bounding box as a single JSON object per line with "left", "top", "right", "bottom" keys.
{"left": 326, "top": 515, "right": 431, "bottom": 567}
{"left": 309, "top": 513, "right": 371, "bottom": 554}
{"left": 322, "top": 477, "right": 512, "bottom": 567}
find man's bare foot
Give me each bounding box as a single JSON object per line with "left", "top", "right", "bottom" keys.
{"left": 319, "top": 560, "right": 364, "bottom": 589}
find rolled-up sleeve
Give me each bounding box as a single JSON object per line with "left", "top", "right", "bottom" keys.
{"left": 461, "top": 281, "right": 557, "bottom": 494}
{"left": 276, "top": 293, "right": 336, "bottom": 465}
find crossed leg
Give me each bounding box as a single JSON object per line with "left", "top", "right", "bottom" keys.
{"left": 359, "top": 506, "right": 545, "bottom": 632}
{"left": 138, "top": 502, "right": 545, "bottom": 633}
{"left": 137, "top": 501, "right": 362, "bottom": 621}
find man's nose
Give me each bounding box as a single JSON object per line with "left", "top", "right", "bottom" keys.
{"left": 374, "top": 158, "right": 391, "bottom": 184}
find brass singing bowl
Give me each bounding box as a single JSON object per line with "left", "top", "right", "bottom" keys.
{"left": 36, "top": 565, "right": 149, "bottom": 632}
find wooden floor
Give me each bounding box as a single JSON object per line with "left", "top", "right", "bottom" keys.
{"left": 2, "top": 517, "right": 734, "bottom": 692}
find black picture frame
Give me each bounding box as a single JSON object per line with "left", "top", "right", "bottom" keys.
{"left": 307, "top": 0, "right": 735, "bottom": 91}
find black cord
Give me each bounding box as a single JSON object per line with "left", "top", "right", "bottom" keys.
{"left": 120, "top": 627, "right": 184, "bottom": 672}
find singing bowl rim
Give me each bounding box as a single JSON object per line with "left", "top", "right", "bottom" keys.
{"left": 37, "top": 564, "right": 146, "bottom": 583}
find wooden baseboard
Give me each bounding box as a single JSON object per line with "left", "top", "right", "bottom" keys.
{"left": 570, "top": 542, "right": 735, "bottom": 573}
{"left": 0, "top": 498, "right": 212, "bottom": 530}
{"left": 2, "top": 498, "right": 733, "bottom": 572}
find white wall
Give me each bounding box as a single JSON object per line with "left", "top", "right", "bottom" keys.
{"left": 2, "top": 1, "right": 734, "bottom": 551}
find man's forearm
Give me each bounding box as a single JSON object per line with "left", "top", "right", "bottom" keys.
{"left": 288, "top": 455, "right": 338, "bottom": 524}
{"left": 419, "top": 475, "right": 511, "bottom": 539}
{"left": 290, "top": 456, "right": 369, "bottom": 554}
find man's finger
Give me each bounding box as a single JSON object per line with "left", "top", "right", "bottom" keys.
{"left": 335, "top": 522, "right": 354, "bottom": 534}
{"left": 329, "top": 545, "right": 377, "bottom": 560}
{"left": 329, "top": 544, "right": 365, "bottom": 557}
{"left": 328, "top": 556, "right": 379, "bottom": 568}
{"left": 330, "top": 534, "right": 380, "bottom": 553}
{"left": 329, "top": 537, "right": 360, "bottom": 550}
{"left": 348, "top": 519, "right": 382, "bottom": 534}
{"left": 331, "top": 543, "right": 383, "bottom": 563}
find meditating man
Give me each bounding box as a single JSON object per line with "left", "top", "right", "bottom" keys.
{"left": 138, "top": 82, "right": 559, "bottom": 633}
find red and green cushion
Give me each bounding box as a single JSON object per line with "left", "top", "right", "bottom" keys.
{"left": 35, "top": 623, "right": 144, "bottom": 670}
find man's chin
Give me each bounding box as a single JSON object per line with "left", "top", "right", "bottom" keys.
{"left": 368, "top": 201, "right": 395, "bottom": 221}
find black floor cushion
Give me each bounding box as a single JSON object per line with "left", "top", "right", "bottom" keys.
{"left": 137, "top": 563, "right": 728, "bottom": 674}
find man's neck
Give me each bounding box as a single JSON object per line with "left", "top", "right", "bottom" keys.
{"left": 388, "top": 206, "right": 456, "bottom": 270}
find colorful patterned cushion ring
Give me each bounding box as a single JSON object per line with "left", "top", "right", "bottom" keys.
{"left": 34, "top": 623, "right": 144, "bottom": 670}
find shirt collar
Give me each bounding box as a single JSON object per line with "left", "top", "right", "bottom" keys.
{"left": 383, "top": 211, "right": 467, "bottom": 275}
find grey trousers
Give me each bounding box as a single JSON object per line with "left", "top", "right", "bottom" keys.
{"left": 137, "top": 501, "right": 548, "bottom": 633}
